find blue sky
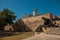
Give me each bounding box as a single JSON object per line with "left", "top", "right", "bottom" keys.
{"left": 0, "top": 0, "right": 60, "bottom": 20}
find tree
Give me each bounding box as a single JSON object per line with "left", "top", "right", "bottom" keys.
{"left": 0, "top": 9, "right": 16, "bottom": 30}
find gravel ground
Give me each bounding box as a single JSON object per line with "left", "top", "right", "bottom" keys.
{"left": 23, "top": 33, "right": 60, "bottom": 40}
{"left": 47, "top": 28, "right": 60, "bottom": 35}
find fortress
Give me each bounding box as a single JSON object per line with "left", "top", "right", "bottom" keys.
{"left": 4, "top": 9, "right": 60, "bottom": 32}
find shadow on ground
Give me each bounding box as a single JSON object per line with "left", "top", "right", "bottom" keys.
{"left": 0, "top": 31, "right": 21, "bottom": 37}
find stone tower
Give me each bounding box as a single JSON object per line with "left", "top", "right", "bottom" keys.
{"left": 33, "top": 9, "right": 38, "bottom": 16}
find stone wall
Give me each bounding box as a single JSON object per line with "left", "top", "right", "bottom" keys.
{"left": 14, "top": 19, "right": 31, "bottom": 32}
{"left": 14, "top": 13, "right": 54, "bottom": 32}
{"left": 4, "top": 24, "right": 14, "bottom": 31}
{"left": 22, "top": 16, "right": 44, "bottom": 31}
{"left": 22, "top": 13, "right": 52, "bottom": 31}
